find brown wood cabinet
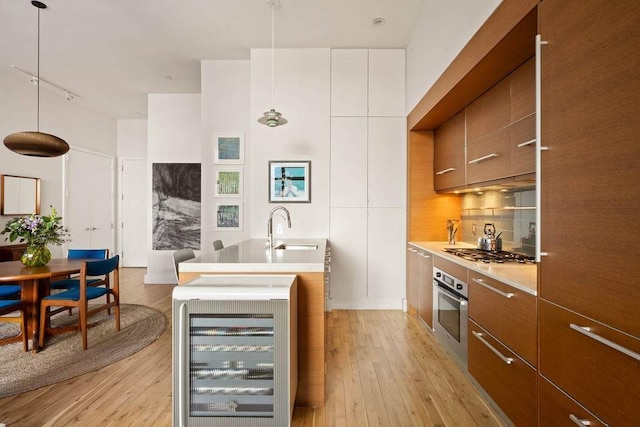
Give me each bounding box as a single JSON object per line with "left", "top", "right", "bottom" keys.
{"left": 538, "top": 1, "right": 640, "bottom": 424}
{"left": 539, "top": 0, "right": 640, "bottom": 338}
{"left": 417, "top": 251, "right": 433, "bottom": 327}
{"left": 539, "top": 300, "right": 640, "bottom": 426}
{"left": 0, "top": 243, "right": 27, "bottom": 262}
{"left": 468, "top": 271, "right": 537, "bottom": 366}
{"left": 409, "top": 0, "right": 639, "bottom": 424}
{"left": 406, "top": 247, "right": 420, "bottom": 314}
{"left": 538, "top": 376, "right": 607, "bottom": 427}
{"left": 407, "top": 246, "right": 434, "bottom": 328}
{"left": 433, "top": 111, "right": 466, "bottom": 190}
{"left": 468, "top": 320, "right": 537, "bottom": 427}
{"left": 465, "top": 58, "right": 536, "bottom": 186}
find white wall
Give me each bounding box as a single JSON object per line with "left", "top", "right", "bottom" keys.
{"left": 0, "top": 68, "right": 116, "bottom": 254}
{"left": 201, "top": 60, "right": 251, "bottom": 248}
{"left": 249, "top": 48, "right": 331, "bottom": 240}
{"left": 405, "top": 0, "right": 502, "bottom": 113}
{"left": 144, "top": 94, "right": 201, "bottom": 284}
{"left": 117, "top": 119, "right": 148, "bottom": 158}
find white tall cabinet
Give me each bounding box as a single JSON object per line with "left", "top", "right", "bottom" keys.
{"left": 329, "top": 49, "right": 406, "bottom": 309}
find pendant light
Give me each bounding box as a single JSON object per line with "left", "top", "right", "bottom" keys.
{"left": 3, "top": 1, "right": 69, "bottom": 157}
{"left": 257, "top": 0, "right": 288, "bottom": 127}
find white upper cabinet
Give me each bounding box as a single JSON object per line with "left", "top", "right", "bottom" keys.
{"left": 331, "top": 49, "right": 368, "bottom": 116}
{"left": 368, "top": 49, "right": 406, "bottom": 117}
{"left": 331, "top": 49, "right": 405, "bottom": 117}
{"left": 367, "top": 117, "right": 407, "bottom": 208}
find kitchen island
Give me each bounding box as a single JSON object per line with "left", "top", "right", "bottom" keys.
{"left": 178, "top": 238, "right": 328, "bottom": 407}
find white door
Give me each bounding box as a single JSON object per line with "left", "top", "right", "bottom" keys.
{"left": 120, "top": 159, "right": 147, "bottom": 267}
{"left": 65, "top": 150, "right": 114, "bottom": 252}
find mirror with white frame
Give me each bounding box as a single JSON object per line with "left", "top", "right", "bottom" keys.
{"left": 1, "top": 174, "right": 41, "bottom": 215}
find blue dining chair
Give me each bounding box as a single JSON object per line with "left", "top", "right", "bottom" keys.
{"left": 0, "top": 299, "right": 28, "bottom": 352}
{"left": 39, "top": 255, "right": 120, "bottom": 351}
{"left": 50, "top": 249, "right": 110, "bottom": 315}
{"left": 0, "top": 284, "right": 22, "bottom": 299}
{"left": 50, "top": 249, "right": 110, "bottom": 290}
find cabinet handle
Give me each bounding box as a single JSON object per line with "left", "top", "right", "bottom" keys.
{"left": 535, "top": 34, "right": 548, "bottom": 262}
{"left": 435, "top": 167, "right": 456, "bottom": 175}
{"left": 407, "top": 247, "right": 418, "bottom": 252}
{"left": 517, "top": 138, "right": 536, "bottom": 148}
{"left": 471, "top": 278, "right": 513, "bottom": 298}
{"left": 569, "top": 414, "right": 591, "bottom": 426}
{"left": 569, "top": 323, "right": 640, "bottom": 362}
{"left": 468, "top": 153, "right": 499, "bottom": 165}
{"left": 472, "top": 331, "right": 513, "bottom": 365}
{"left": 178, "top": 302, "right": 188, "bottom": 427}
{"left": 419, "top": 253, "right": 430, "bottom": 259}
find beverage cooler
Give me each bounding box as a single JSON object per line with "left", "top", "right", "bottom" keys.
{"left": 172, "top": 275, "right": 297, "bottom": 427}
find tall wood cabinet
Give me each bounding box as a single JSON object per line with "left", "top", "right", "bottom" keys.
{"left": 538, "top": 1, "right": 640, "bottom": 425}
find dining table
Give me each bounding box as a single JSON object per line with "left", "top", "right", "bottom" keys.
{"left": 0, "top": 258, "right": 89, "bottom": 352}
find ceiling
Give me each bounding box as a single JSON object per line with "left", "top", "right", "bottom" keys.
{"left": 0, "top": 0, "right": 425, "bottom": 120}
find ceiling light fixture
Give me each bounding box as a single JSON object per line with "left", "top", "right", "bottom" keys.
{"left": 11, "top": 65, "right": 80, "bottom": 102}
{"left": 257, "top": 0, "right": 287, "bottom": 128}
{"left": 372, "top": 17, "right": 386, "bottom": 26}
{"left": 3, "top": 1, "right": 69, "bottom": 158}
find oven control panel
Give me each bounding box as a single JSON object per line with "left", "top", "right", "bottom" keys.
{"left": 433, "top": 267, "right": 468, "bottom": 298}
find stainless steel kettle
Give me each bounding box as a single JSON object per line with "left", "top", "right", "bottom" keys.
{"left": 477, "top": 223, "right": 502, "bottom": 251}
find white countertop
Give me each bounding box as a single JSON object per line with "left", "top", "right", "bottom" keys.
{"left": 173, "top": 274, "right": 297, "bottom": 300}
{"left": 180, "top": 238, "right": 328, "bottom": 273}
{"left": 409, "top": 241, "right": 538, "bottom": 296}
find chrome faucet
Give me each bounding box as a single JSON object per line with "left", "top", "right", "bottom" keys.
{"left": 267, "top": 206, "right": 292, "bottom": 249}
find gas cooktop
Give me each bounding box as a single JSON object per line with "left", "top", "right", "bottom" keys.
{"left": 443, "top": 247, "right": 535, "bottom": 264}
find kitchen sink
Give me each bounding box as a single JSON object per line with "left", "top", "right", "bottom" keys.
{"left": 273, "top": 243, "right": 318, "bottom": 251}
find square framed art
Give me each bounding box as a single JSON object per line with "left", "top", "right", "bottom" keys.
{"left": 214, "top": 133, "right": 244, "bottom": 164}
{"left": 215, "top": 201, "right": 243, "bottom": 231}
{"left": 214, "top": 166, "right": 243, "bottom": 198}
{"left": 268, "top": 161, "right": 311, "bottom": 203}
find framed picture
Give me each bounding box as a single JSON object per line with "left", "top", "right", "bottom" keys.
{"left": 214, "top": 166, "right": 243, "bottom": 197}
{"left": 215, "top": 201, "right": 243, "bottom": 231}
{"left": 269, "top": 161, "right": 311, "bottom": 203}
{"left": 214, "top": 133, "right": 244, "bottom": 164}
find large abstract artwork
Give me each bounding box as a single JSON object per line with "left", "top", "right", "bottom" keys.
{"left": 152, "top": 163, "right": 201, "bottom": 250}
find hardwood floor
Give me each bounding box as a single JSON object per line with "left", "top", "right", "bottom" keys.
{"left": 0, "top": 268, "right": 505, "bottom": 426}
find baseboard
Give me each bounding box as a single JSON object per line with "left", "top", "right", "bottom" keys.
{"left": 330, "top": 298, "right": 403, "bottom": 310}
{"left": 144, "top": 272, "right": 176, "bottom": 285}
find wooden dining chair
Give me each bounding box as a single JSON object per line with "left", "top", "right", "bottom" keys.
{"left": 172, "top": 249, "right": 195, "bottom": 284}
{"left": 0, "top": 299, "right": 28, "bottom": 352}
{"left": 50, "top": 249, "right": 110, "bottom": 315}
{"left": 39, "top": 255, "right": 120, "bottom": 351}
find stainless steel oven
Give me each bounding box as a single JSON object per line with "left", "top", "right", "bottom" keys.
{"left": 433, "top": 266, "right": 468, "bottom": 366}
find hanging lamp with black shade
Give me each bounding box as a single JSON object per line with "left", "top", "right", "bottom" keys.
{"left": 3, "top": 1, "right": 70, "bottom": 157}
{"left": 257, "top": 0, "right": 288, "bottom": 127}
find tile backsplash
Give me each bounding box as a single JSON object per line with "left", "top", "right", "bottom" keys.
{"left": 459, "top": 188, "right": 536, "bottom": 256}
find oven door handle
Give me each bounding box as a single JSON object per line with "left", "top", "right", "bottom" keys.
{"left": 436, "top": 287, "right": 467, "bottom": 305}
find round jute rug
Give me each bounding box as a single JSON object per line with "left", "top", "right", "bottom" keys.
{"left": 0, "top": 304, "right": 167, "bottom": 398}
